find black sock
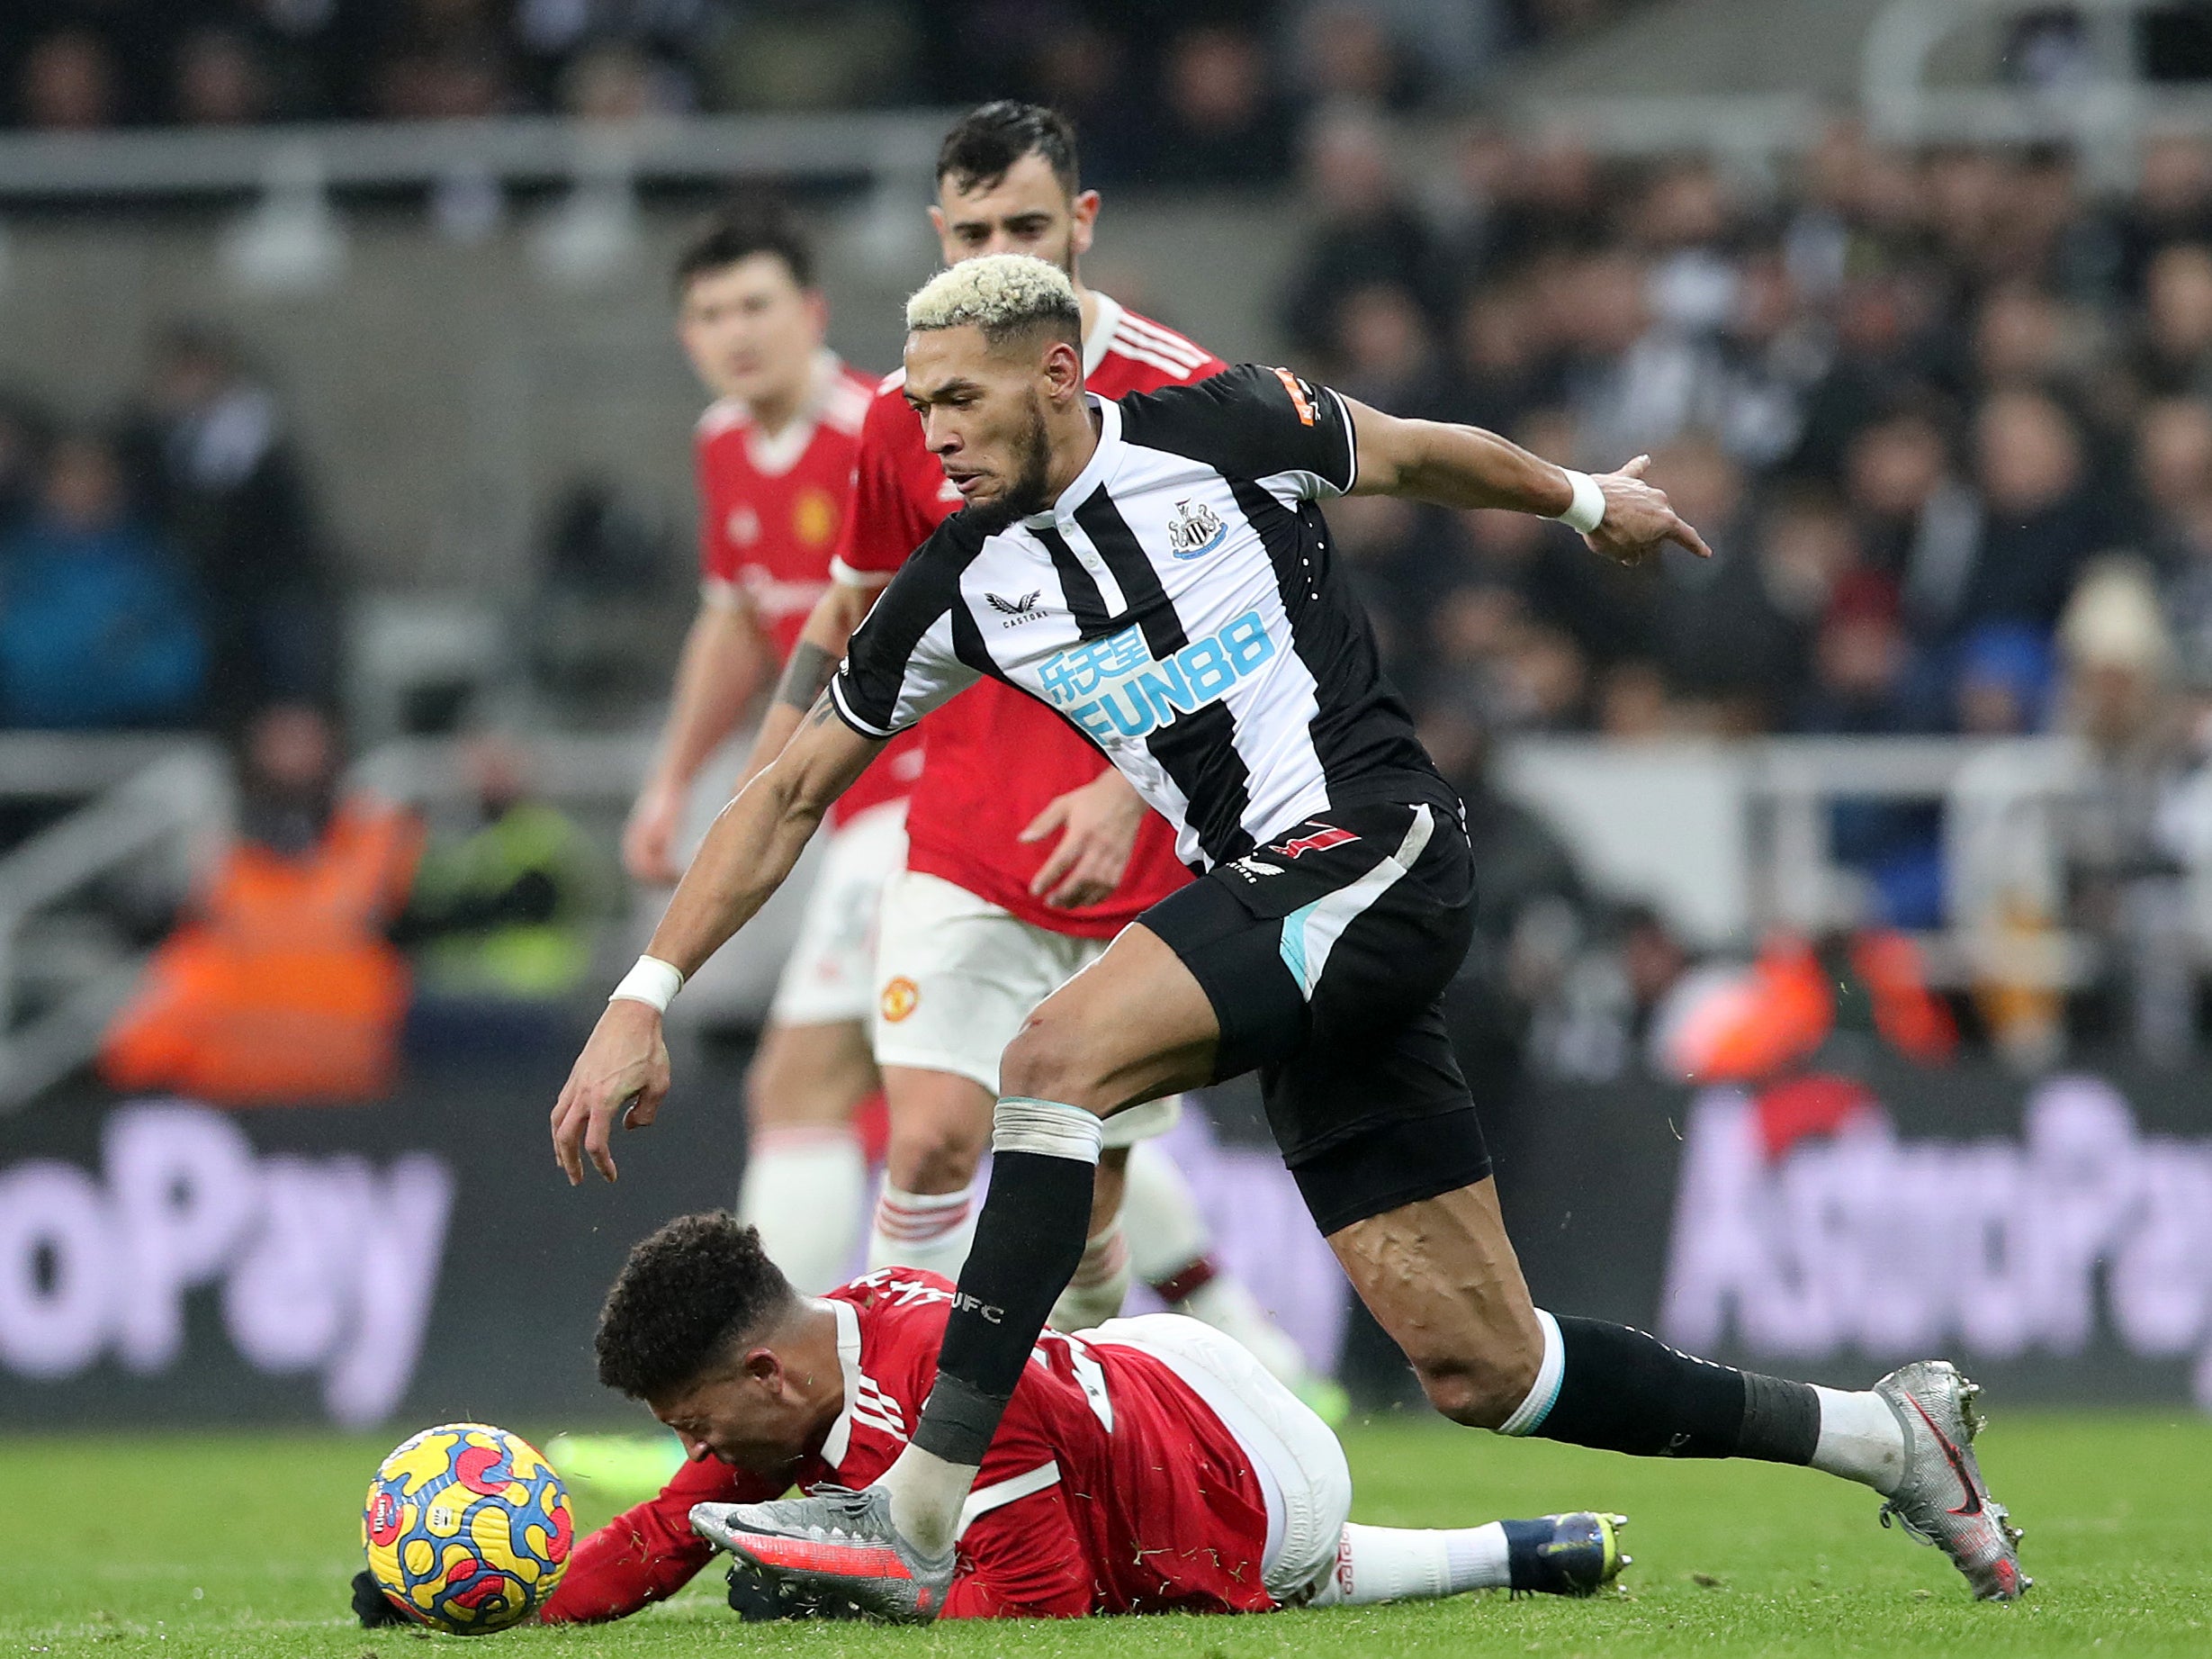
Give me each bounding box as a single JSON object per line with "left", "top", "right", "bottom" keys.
{"left": 911, "top": 1146, "right": 1094, "bottom": 1466}
{"left": 1535, "top": 1316, "right": 1819, "bottom": 1465}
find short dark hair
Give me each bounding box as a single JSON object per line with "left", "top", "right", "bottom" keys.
{"left": 594, "top": 1213, "right": 797, "bottom": 1399}
{"left": 937, "top": 101, "right": 1079, "bottom": 198}
{"left": 672, "top": 198, "right": 814, "bottom": 297}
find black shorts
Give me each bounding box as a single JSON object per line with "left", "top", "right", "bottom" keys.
{"left": 1137, "top": 798, "right": 1491, "bottom": 1235}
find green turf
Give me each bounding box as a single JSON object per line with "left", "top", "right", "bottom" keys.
{"left": 3, "top": 1412, "right": 2207, "bottom": 1655}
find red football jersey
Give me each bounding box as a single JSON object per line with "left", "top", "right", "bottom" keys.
{"left": 540, "top": 1269, "right": 1273, "bottom": 1623}
{"left": 833, "top": 296, "right": 1225, "bottom": 934}
{"left": 696, "top": 350, "right": 921, "bottom": 824}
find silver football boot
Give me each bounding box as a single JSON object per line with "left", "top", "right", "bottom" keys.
{"left": 690, "top": 1485, "right": 958, "bottom": 1624}
{"left": 1872, "top": 1360, "right": 2029, "bottom": 1600}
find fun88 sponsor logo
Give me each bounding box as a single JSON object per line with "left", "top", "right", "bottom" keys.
{"left": 1039, "top": 610, "right": 1276, "bottom": 742}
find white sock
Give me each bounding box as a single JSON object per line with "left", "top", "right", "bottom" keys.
{"left": 874, "top": 1442, "right": 976, "bottom": 1560}
{"left": 1048, "top": 1220, "right": 1131, "bottom": 1332}
{"left": 735, "top": 1126, "right": 865, "bottom": 1294}
{"left": 1496, "top": 1310, "right": 1566, "bottom": 1437}
{"left": 1811, "top": 1385, "right": 1908, "bottom": 1495}
{"left": 1177, "top": 1275, "right": 1310, "bottom": 1387}
{"left": 1119, "top": 1134, "right": 1212, "bottom": 1281}
{"left": 866, "top": 1180, "right": 978, "bottom": 1278}
{"left": 1308, "top": 1522, "right": 1511, "bottom": 1606}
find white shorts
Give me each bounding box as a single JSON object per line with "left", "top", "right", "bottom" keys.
{"left": 871, "top": 870, "right": 1178, "bottom": 1149}
{"left": 1089, "top": 1312, "right": 1352, "bottom": 1606}
{"left": 767, "top": 800, "right": 906, "bottom": 1028}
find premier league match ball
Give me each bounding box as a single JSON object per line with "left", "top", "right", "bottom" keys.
{"left": 363, "top": 1422, "right": 573, "bottom": 1634}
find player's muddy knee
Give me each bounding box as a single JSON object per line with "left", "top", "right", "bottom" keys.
{"left": 1413, "top": 1347, "right": 1542, "bottom": 1430}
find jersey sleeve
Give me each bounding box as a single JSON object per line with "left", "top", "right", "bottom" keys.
{"left": 694, "top": 437, "right": 745, "bottom": 609}
{"left": 828, "top": 523, "right": 983, "bottom": 738}
{"left": 537, "top": 1454, "right": 780, "bottom": 1625}
{"left": 832, "top": 390, "right": 944, "bottom": 588}
{"left": 1123, "top": 362, "right": 1359, "bottom": 502}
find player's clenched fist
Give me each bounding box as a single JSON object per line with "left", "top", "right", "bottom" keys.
{"left": 552, "top": 999, "right": 671, "bottom": 1185}
{"left": 1585, "top": 455, "right": 1713, "bottom": 569}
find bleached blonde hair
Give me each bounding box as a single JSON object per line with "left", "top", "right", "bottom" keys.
{"left": 904, "top": 253, "right": 1081, "bottom": 343}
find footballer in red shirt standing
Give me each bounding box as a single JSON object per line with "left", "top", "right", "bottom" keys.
{"left": 739, "top": 105, "right": 1327, "bottom": 1396}
{"left": 621, "top": 203, "right": 917, "bottom": 1293}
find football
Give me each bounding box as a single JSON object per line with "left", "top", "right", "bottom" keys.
{"left": 362, "top": 1422, "right": 573, "bottom": 1634}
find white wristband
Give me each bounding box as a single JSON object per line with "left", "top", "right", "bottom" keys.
{"left": 609, "top": 955, "right": 684, "bottom": 1013}
{"left": 1552, "top": 469, "right": 1606, "bottom": 536}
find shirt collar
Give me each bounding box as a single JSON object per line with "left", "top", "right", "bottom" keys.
{"left": 1082, "top": 289, "right": 1122, "bottom": 378}
{"left": 1022, "top": 392, "right": 1119, "bottom": 531}
{"left": 814, "top": 1297, "right": 865, "bottom": 1467}
{"left": 744, "top": 347, "right": 844, "bottom": 477}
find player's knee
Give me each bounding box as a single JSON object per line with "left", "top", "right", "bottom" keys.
{"left": 999, "top": 1016, "right": 1114, "bottom": 1113}
{"left": 884, "top": 1113, "right": 985, "bottom": 1192}
{"left": 1413, "top": 1348, "right": 1541, "bottom": 1429}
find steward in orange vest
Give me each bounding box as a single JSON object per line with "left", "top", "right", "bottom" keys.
{"left": 102, "top": 706, "right": 423, "bottom": 1104}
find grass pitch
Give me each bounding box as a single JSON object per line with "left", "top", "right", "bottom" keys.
{"left": 3, "top": 1412, "right": 2206, "bottom": 1656}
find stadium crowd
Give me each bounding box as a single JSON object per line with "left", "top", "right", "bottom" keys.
{"left": 1268, "top": 119, "right": 2212, "bottom": 1046}
{"left": 1, "top": 2, "right": 1638, "bottom": 156}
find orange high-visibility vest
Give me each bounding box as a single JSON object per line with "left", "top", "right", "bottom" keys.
{"left": 101, "top": 799, "right": 424, "bottom": 1104}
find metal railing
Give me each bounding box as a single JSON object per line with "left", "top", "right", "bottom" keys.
{"left": 0, "top": 740, "right": 228, "bottom": 1113}
{"left": 0, "top": 109, "right": 958, "bottom": 202}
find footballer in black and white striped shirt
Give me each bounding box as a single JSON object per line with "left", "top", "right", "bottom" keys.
{"left": 556, "top": 256, "right": 2019, "bottom": 1621}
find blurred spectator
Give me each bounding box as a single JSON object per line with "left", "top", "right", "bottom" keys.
{"left": 2054, "top": 558, "right": 2198, "bottom": 1059}
{"left": 174, "top": 25, "right": 269, "bottom": 126}
{"left": 18, "top": 28, "right": 118, "bottom": 129}
{"left": 2118, "top": 136, "right": 2212, "bottom": 296}
{"left": 1280, "top": 109, "right": 1442, "bottom": 362}
{"left": 1955, "top": 622, "right": 2055, "bottom": 736}
{"left": 1329, "top": 281, "right": 1434, "bottom": 409}
{"left": 101, "top": 704, "right": 424, "bottom": 1104}
{"left": 2135, "top": 242, "right": 2212, "bottom": 398}
{"left": 1961, "top": 388, "right": 2118, "bottom": 632}
{"left": 1144, "top": 23, "right": 1295, "bottom": 186}
{"left": 373, "top": 0, "right": 517, "bottom": 121}
{"left": 1797, "top": 570, "right": 1916, "bottom": 737}
{"left": 2133, "top": 394, "right": 2212, "bottom": 553}
{"left": 1641, "top": 433, "right": 1802, "bottom": 728}
{"left": 1845, "top": 402, "right": 1984, "bottom": 641}
{"left": 0, "top": 430, "right": 205, "bottom": 730}
{"left": 130, "top": 322, "right": 340, "bottom": 724}
{"left": 398, "top": 732, "right": 611, "bottom": 1001}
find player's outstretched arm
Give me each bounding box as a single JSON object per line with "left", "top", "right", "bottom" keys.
{"left": 553, "top": 700, "right": 884, "bottom": 1185}
{"left": 729, "top": 577, "right": 880, "bottom": 798}
{"left": 1344, "top": 399, "right": 1712, "bottom": 568}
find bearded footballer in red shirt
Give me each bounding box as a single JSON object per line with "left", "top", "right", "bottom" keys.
{"left": 621, "top": 203, "right": 918, "bottom": 1294}
{"left": 736, "top": 104, "right": 1326, "bottom": 1392}
{"left": 356, "top": 1213, "right": 1625, "bottom": 1628}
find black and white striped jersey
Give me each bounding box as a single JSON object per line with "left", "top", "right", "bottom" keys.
{"left": 829, "top": 364, "right": 1452, "bottom": 870}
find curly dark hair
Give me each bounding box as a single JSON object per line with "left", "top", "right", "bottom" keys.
{"left": 937, "top": 101, "right": 1079, "bottom": 198}
{"left": 594, "top": 1213, "right": 797, "bottom": 1400}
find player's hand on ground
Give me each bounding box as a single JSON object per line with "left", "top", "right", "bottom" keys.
{"left": 621, "top": 777, "right": 685, "bottom": 886}
{"left": 1022, "top": 768, "right": 1149, "bottom": 908}
{"left": 352, "top": 1569, "right": 409, "bottom": 1627}
{"left": 1584, "top": 455, "right": 1712, "bottom": 568}
{"left": 551, "top": 999, "right": 671, "bottom": 1185}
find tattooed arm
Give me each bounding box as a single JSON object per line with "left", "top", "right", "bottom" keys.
{"left": 729, "top": 579, "right": 879, "bottom": 796}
